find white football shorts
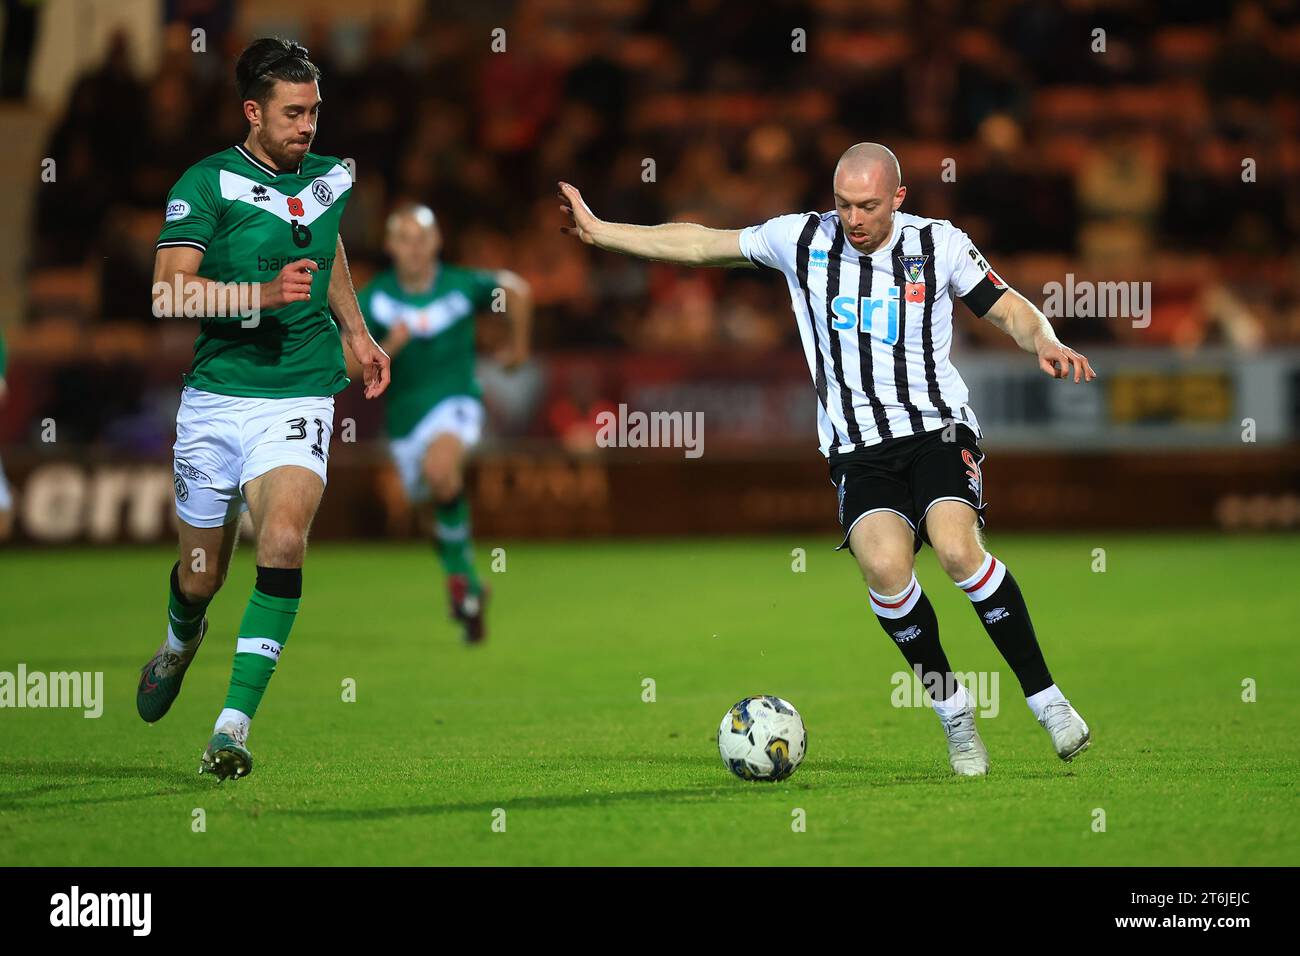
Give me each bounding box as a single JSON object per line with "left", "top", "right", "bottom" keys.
{"left": 389, "top": 395, "right": 484, "bottom": 502}
{"left": 172, "top": 385, "right": 335, "bottom": 528}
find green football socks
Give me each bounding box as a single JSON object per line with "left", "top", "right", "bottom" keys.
{"left": 435, "top": 494, "right": 480, "bottom": 591}
{"left": 222, "top": 567, "right": 301, "bottom": 719}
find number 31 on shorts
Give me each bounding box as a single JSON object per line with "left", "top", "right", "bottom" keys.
{"left": 285, "top": 417, "right": 328, "bottom": 463}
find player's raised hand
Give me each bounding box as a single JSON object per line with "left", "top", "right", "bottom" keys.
{"left": 1036, "top": 339, "right": 1096, "bottom": 383}
{"left": 495, "top": 342, "right": 529, "bottom": 370}
{"left": 261, "top": 259, "right": 317, "bottom": 310}
{"left": 557, "top": 182, "right": 600, "bottom": 244}
{"left": 384, "top": 321, "right": 412, "bottom": 358}
{"left": 347, "top": 330, "right": 391, "bottom": 399}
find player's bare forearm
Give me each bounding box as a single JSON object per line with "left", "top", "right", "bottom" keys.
{"left": 329, "top": 237, "right": 391, "bottom": 398}
{"left": 592, "top": 221, "right": 751, "bottom": 267}
{"left": 499, "top": 271, "right": 533, "bottom": 363}
{"left": 557, "top": 181, "right": 752, "bottom": 268}
{"left": 984, "top": 290, "right": 1056, "bottom": 353}
{"left": 983, "top": 289, "right": 1097, "bottom": 383}
{"left": 152, "top": 270, "right": 224, "bottom": 314}
{"left": 151, "top": 247, "right": 246, "bottom": 321}
{"left": 327, "top": 237, "right": 369, "bottom": 340}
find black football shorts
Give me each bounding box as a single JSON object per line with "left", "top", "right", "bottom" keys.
{"left": 829, "top": 424, "right": 987, "bottom": 554}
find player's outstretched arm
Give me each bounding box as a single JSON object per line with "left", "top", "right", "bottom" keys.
{"left": 982, "top": 289, "right": 1097, "bottom": 383}
{"left": 495, "top": 269, "right": 533, "bottom": 369}
{"left": 558, "top": 181, "right": 754, "bottom": 268}
{"left": 328, "top": 236, "right": 391, "bottom": 399}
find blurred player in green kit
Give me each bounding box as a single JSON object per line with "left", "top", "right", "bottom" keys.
{"left": 357, "top": 204, "right": 532, "bottom": 643}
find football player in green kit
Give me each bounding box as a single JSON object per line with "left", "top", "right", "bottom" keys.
{"left": 357, "top": 204, "right": 531, "bottom": 643}
{"left": 135, "top": 38, "right": 391, "bottom": 780}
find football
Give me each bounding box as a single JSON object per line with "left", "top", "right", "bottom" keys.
{"left": 717, "top": 695, "right": 807, "bottom": 781}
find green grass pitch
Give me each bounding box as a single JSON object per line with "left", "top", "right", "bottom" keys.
{"left": 1, "top": 534, "right": 1296, "bottom": 866}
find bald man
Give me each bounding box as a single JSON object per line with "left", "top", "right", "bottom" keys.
{"left": 559, "top": 144, "right": 1096, "bottom": 776}
{"left": 356, "top": 204, "right": 532, "bottom": 642}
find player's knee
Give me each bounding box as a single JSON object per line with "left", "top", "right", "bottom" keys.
{"left": 426, "top": 465, "right": 462, "bottom": 502}
{"left": 257, "top": 521, "right": 308, "bottom": 567}
{"left": 859, "top": 552, "right": 914, "bottom": 595}
{"left": 178, "top": 564, "right": 224, "bottom": 602}
{"left": 933, "top": 536, "right": 985, "bottom": 582}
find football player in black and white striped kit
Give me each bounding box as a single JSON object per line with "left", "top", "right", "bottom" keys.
{"left": 558, "top": 143, "right": 1096, "bottom": 776}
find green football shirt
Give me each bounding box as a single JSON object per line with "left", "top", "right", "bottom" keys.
{"left": 156, "top": 144, "right": 353, "bottom": 398}
{"left": 357, "top": 264, "right": 499, "bottom": 439}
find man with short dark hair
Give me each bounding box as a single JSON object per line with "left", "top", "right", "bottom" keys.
{"left": 136, "top": 38, "right": 390, "bottom": 780}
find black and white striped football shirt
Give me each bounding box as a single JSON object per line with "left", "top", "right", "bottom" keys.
{"left": 739, "top": 211, "right": 1008, "bottom": 458}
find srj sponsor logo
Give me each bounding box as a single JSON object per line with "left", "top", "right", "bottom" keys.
{"left": 0, "top": 664, "right": 103, "bottom": 718}
{"left": 594, "top": 404, "right": 704, "bottom": 459}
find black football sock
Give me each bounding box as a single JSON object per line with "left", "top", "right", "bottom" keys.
{"left": 869, "top": 574, "right": 960, "bottom": 702}
{"left": 956, "top": 553, "right": 1053, "bottom": 697}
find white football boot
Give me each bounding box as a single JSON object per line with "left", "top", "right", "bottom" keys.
{"left": 1038, "top": 699, "right": 1091, "bottom": 761}
{"left": 938, "top": 705, "right": 989, "bottom": 777}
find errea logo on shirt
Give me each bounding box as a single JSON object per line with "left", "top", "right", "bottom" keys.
{"left": 165, "top": 199, "right": 191, "bottom": 222}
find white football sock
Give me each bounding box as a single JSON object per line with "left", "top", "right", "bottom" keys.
{"left": 214, "top": 708, "right": 251, "bottom": 741}
{"left": 165, "top": 624, "right": 190, "bottom": 654}
{"left": 932, "top": 682, "right": 970, "bottom": 720}
{"left": 1026, "top": 684, "right": 1066, "bottom": 720}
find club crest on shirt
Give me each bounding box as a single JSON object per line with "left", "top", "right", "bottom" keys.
{"left": 898, "top": 255, "right": 928, "bottom": 284}
{"left": 898, "top": 254, "right": 928, "bottom": 302}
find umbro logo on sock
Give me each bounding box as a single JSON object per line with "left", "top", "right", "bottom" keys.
{"left": 892, "top": 625, "right": 922, "bottom": 644}
{"left": 983, "top": 607, "right": 1009, "bottom": 624}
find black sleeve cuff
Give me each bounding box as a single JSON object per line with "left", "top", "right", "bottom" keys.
{"left": 959, "top": 277, "right": 1007, "bottom": 318}
{"left": 156, "top": 239, "right": 208, "bottom": 252}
